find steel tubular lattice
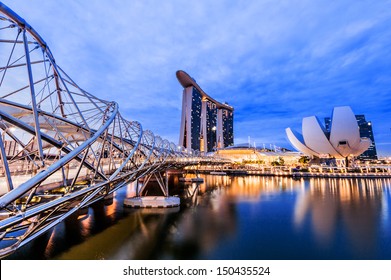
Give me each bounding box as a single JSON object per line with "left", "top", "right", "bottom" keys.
{"left": 0, "top": 3, "right": 201, "bottom": 258}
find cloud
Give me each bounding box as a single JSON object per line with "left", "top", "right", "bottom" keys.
{"left": 3, "top": 0, "right": 391, "bottom": 155}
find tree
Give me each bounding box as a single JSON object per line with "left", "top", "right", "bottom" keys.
{"left": 271, "top": 157, "right": 285, "bottom": 166}
{"left": 298, "top": 156, "right": 310, "bottom": 165}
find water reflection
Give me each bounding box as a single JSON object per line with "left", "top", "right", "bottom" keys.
{"left": 161, "top": 175, "right": 305, "bottom": 259}
{"left": 295, "top": 178, "right": 388, "bottom": 257}
{"left": 163, "top": 178, "right": 237, "bottom": 259}
{"left": 5, "top": 176, "right": 391, "bottom": 260}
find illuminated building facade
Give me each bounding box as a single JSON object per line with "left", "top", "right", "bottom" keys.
{"left": 177, "top": 70, "right": 234, "bottom": 153}
{"left": 221, "top": 108, "right": 234, "bottom": 147}
{"left": 355, "top": 115, "right": 378, "bottom": 160}
{"left": 205, "top": 100, "right": 217, "bottom": 152}
{"left": 215, "top": 146, "right": 301, "bottom": 166}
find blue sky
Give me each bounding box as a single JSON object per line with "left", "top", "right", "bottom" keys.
{"left": 4, "top": 0, "right": 391, "bottom": 156}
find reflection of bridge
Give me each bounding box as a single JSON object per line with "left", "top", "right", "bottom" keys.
{"left": 0, "top": 3, "right": 229, "bottom": 258}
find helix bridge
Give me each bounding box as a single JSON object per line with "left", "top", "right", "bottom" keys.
{"left": 0, "top": 2, "right": 228, "bottom": 258}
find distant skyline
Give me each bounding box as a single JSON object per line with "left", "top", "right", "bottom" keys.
{"left": 4, "top": 1, "right": 391, "bottom": 156}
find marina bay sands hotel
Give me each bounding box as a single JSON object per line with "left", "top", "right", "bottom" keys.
{"left": 177, "top": 70, "right": 234, "bottom": 153}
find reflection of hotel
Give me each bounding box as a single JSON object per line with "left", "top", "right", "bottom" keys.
{"left": 177, "top": 70, "right": 234, "bottom": 153}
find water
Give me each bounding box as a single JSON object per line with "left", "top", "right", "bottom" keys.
{"left": 6, "top": 175, "right": 391, "bottom": 260}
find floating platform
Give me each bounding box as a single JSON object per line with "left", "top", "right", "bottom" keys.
{"left": 123, "top": 196, "right": 180, "bottom": 208}
{"left": 179, "top": 177, "right": 204, "bottom": 183}
{"left": 139, "top": 207, "right": 180, "bottom": 214}
{"left": 210, "top": 171, "right": 227, "bottom": 175}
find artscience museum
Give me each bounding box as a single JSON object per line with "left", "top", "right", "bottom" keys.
{"left": 286, "top": 106, "right": 372, "bottom": 160}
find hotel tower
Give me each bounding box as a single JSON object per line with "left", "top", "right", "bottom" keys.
{"left": 177, "top": 70, "right": 234, "bottom": 153}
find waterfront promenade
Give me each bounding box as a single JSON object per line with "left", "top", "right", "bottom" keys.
{"left": 191, "top": 164, "right": 391, "bottom": 179}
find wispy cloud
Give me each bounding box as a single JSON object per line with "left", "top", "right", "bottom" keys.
{"left": 4, "top": 0, "right": 391, "bottom": 155}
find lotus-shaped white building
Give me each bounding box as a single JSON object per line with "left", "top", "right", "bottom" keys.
{"left": 286, "top": 106, "right": 371, "bottom": 159}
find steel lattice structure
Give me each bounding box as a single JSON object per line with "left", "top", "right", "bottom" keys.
{"left": 0, "top": 3, "right": 203, "bottom": 258}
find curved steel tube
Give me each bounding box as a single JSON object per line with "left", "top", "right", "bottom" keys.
{"left": 0, "top": 3, "right": 200, "bottom": 257}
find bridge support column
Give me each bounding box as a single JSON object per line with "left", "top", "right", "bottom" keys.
{"left": 124, "top": 170, "right": 180, "bottom": 208}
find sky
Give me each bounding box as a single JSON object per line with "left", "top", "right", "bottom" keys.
{"left": 3, "top": 0, "right": 391, "bottom": 156}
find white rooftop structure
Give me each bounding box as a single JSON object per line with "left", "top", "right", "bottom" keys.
{"left": 286, "top": 106, "right": 371, "bottom": 159}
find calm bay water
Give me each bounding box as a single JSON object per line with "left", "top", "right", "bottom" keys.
{"left": 7, "top": 175, "right": 391, "bottom": 260}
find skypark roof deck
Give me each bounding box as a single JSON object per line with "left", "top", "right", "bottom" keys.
{"left": 176, "top": 70, "right": 233, "bottom": 111}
